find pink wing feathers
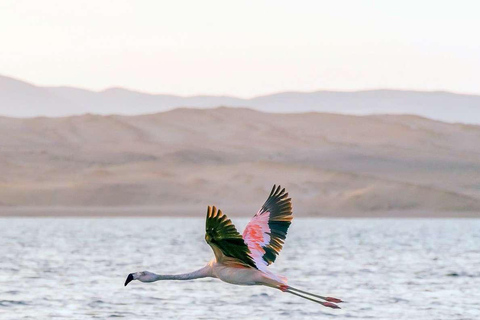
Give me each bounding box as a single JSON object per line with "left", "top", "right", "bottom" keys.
{"left": 242, "top": 185, "right": 293, "bottom": 269}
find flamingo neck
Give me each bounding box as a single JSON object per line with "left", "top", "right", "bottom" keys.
{"left": 153, "top": 265, "right": 212, "bottom": 281}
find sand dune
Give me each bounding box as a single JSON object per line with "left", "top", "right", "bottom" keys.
{"left": 1, "top": 108, "right": 480, "bottom": 217}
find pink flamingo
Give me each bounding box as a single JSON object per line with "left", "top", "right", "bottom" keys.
{"left": 125, "top": 185, "right": 342, "bottom": 309}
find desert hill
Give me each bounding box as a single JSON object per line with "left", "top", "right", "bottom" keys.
{"left": 1, "top": 108, "right": 480, "bottom": 216}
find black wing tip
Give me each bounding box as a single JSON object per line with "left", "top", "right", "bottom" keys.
{"left": 207, "top": 205, "right": 223, "bottom": 218}
{"left": 270, "top": 184, "right": 277, "bottom": 195}
{"left": 271, "top": 184, "right": 282, "bottom": 193}
{"left": 266, "top": 184, "right": 291, "bottom": 205}
{"left": 270, "top": 184, "right": 288, "bottom": 197}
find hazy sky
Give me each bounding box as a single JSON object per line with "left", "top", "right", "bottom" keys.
{"left": 1, "top": 0, "right": 479, "bottom": 97}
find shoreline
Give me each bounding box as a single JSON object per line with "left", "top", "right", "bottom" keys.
{"left": 1, "top": 206, "right": 479, "bottom": 218}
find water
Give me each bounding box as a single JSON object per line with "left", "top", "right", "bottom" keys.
{"left": 0, "top": 218, "right": 479, "bottom": 319}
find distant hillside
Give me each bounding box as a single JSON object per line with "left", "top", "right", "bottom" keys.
{"left": 1, "top": 74, "right": 480, "bottom": 124}
{"left": 1, "top": 108, "right": 480, "bottom": 216}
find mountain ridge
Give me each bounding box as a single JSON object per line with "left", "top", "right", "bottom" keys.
{"left": 1, "top": 74, "right": 480, "bottom": 124}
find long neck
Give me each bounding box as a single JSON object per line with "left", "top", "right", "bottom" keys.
{"left": 153, "top": 265, "right": 212, "bottom": 281}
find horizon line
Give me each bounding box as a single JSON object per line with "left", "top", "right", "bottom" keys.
{"left": 2, "top": 72, "right": 480, "bottom": 100}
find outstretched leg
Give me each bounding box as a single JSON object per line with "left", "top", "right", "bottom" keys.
{"left": 278, "top": 284, "right": 342, "bottom": 309}
{"left": 287, "top": 285, "right": 343, "bottom": 303}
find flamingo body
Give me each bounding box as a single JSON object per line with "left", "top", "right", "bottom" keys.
{"left": 211, "top": 263, "right": 264, "bottom": 285}
{"left": 209, "top": 260, "right": 283, "bottom": 287}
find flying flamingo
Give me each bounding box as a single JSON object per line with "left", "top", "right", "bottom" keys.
{"left": 125, "top": 185, "right": 342, "bottom": 309}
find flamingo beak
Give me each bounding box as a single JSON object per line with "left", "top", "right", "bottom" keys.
{"left": 124, "top": 273, "right": 134, "bottom": 286}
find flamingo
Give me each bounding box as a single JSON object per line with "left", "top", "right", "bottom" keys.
{"left": 125, "top": 185, "right": 342, "bottom": 309}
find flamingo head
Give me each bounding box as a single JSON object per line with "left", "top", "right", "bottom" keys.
{"left": 124, "top": 271, "right": 157, "bottom": 286}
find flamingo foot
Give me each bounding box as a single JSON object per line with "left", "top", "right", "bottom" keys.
{"left": 325, "top": 297, "right": 343, "bottom": 303}
{"left": 321, "top": 301, "right": 341, "bottom": 309}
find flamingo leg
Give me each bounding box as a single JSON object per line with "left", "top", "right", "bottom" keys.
{"left": 284, "top": 288, "right": 341, "bottom": 309}
{"left": 287, "top": 285, "right": 343, "bottom": 303}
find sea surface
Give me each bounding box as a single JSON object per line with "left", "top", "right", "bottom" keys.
{"left": 0, "top": 218, "right": 479, "bottom": 320}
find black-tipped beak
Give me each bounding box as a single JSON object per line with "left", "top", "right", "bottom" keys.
{"left": 125, "top": 273, "right": 134, "bottom": 286}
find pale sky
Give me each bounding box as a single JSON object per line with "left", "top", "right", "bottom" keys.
{"left": 1, "top": 0, "right": 479, "bottom": 97}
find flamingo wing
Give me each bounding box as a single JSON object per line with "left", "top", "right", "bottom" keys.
{"left": 242, "top": 185, "right": 293, "bottom": 268}
{"left": 205, "top": 206, "right": 257, "bottom": 269}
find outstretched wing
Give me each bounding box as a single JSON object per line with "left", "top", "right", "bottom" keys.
{"left": 205, "top": 206, "right": 257, "bottom": 269}
{"left": 242, "top": 185, "right": 293, "bottom": 269}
